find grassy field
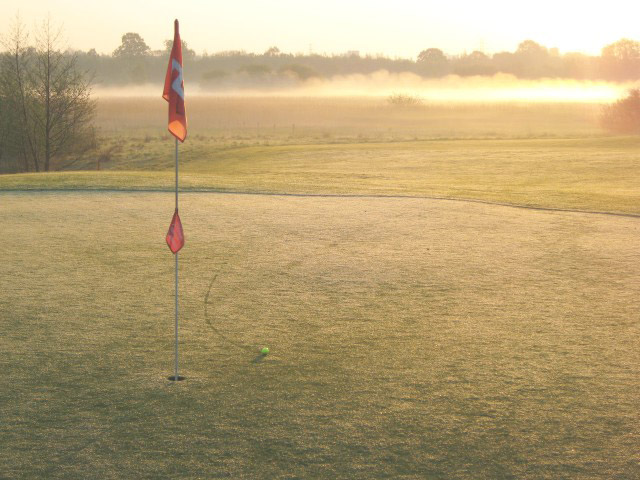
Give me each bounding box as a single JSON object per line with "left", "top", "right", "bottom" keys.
{"left": 92, "top": 97, "right": 604, "bottom": 140}
{"left": 1, "top": 192, "right": 638, "bottom": 478}
{"left": 1, "top": 96, "right": 639, "bottom": 478}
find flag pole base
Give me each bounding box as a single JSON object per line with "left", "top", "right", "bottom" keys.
{"left": 167, "top": 375, "right": 185, "bottom": 381}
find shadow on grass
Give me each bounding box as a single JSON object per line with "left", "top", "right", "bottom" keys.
{"left": 204, "top": 272, "right": 268, "bottom": 366}
{"left": 251, "top": 355, "right": 266, "bottom": 364}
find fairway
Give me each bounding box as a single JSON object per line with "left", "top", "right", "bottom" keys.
{"left": 3, "top": 136, "right": 640, "bottom": 216}
{"left": 1, "top": 192, "right": 638, "bottom": 478}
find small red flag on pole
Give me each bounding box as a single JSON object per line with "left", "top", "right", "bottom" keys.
{"left": 163, "top": 19, "right": 187, "bottom": 142}
{"left": 166, "top": 208, "right": 184, "bottom": 253}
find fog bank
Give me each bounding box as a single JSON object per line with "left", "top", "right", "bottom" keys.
{"left": 93, "top": 71, "right": 637, "bottom": 103}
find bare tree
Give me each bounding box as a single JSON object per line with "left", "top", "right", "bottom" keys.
{"left": 31, "top": 16, "right": 95, "bottom": 171}
{"left": 0, "top": 15, "right": 38, "bottom": 172}
{"left": 0, "top": 15, "right": 95, "bottom": 173}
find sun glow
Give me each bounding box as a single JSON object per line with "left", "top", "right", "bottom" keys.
{"left": 3, "top": 1, "right": 640, "bottom": 58}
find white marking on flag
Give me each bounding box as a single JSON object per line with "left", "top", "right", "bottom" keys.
{"left": 171, "top": 59, "right": 184, "bottom": 100}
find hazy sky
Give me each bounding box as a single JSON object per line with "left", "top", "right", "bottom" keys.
{"left": 3, "top": 1, "right": 640, "bottom": 58}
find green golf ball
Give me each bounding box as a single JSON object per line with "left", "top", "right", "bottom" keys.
{"left": 260, "top": 347, "right": 270, "bottom": 355}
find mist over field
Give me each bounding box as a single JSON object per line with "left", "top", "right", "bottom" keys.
{"left": 92, "top": 72, "right": 636, "bottom": 103}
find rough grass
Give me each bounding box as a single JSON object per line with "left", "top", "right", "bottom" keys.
{"left": 93, "top": 97, "right": 603, "bottom": 140}
{"left": 1, "top": 192, "right": 639, "bottom": 478}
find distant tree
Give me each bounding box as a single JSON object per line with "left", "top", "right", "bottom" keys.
{"left": 600, "top": 38, "right": 640, "bottom": 80}
{"left": 453, "top": 50, "right": 495, "bottom": 76}
{"left": 602, "top": 38, "right": 640, "bottom": 61}
{"left": 513, "top": 40, "right": 551, "bottom": 78}
{"left": 201, "top": 69, "right": 229, "bottom": 85}
{"left": 417, "top": 48, "right": 449, "bottom": 77}
{"left": 516, "top": 40, "right": 547, "bottom": 56}
{"left": 79, "top": 48, "right": 102, "bottom": 80}
{"left": 112, "top": 33, "right": 153, "bottom": 83}
{"left": 264, "top": 46, "right": 280, "bottom": 57}
{"left": 601, "top": 89, "right": 640, "bottom": 134}
{"left": 163, "top": 38, "right": 195, "bottom": 59}
{"left": 560, "top": 52, "right": 594, "bottom": 79}
{"left": 417, "top": 48, "right": 446, "bottom": 64}
{"left": 491, "top": 51, "right": 517, "bottom": 75}
{"left": 113, "top": 32, "right": 150, "bottom": 58}
{"left": 238, "top": 64, "right": 271, "bottom": 76}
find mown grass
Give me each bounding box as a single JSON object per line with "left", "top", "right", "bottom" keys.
{"left": 2, "top": 137, "right": 640, "bottom": 215}
{"left": 1, "top": 193, "right": 638, "bottom": 478}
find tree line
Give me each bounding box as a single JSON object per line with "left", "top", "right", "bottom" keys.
{"left": 76, "top": 34, "right": 640, "bottom": 88}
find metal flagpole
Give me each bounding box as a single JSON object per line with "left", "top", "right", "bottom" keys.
{"left": 165, "top": 18, "right": 186, "bottom": 382}
{"left": 174, "top": 137, "right": 180, "bottom": 381}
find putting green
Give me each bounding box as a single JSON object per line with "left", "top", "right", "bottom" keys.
{"left": 1, "top": 191, "right": 638, "bottom": 478}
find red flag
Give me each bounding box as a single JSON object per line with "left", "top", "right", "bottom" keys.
{"left": 163, "top": 19, "right": 187, "bottom": 142}
{"left": 166, "top": 209, "right": 184, "bottom": 254}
